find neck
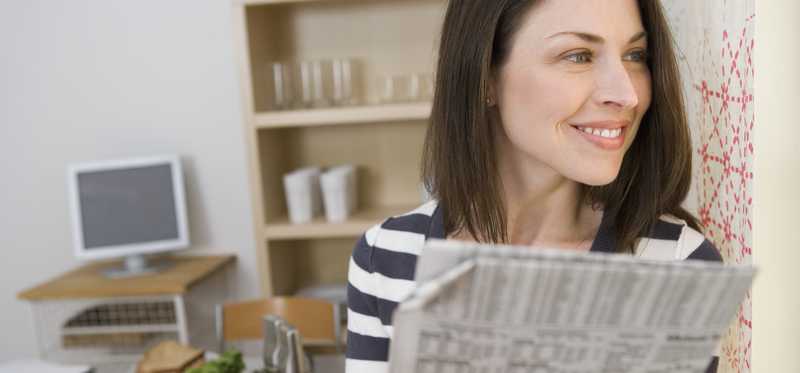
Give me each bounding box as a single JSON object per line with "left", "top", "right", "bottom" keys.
{"left": 497, "top": 139, "right": 602, "bottom": 249}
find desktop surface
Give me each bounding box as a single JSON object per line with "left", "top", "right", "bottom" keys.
{"left": 18, "top": 255, "right": 235, "bottom": 300}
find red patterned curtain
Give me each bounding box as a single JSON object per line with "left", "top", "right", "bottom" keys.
{"left": 662, "top": 1, "right": 755, "bottom": 372}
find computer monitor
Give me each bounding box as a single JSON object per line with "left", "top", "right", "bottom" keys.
{"left": 67, "top": 155, "right": 190, "bottom": 277}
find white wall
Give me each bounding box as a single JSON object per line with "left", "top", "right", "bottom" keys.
{"left": 751, "top": 0, "right": 800, "bottom": 371}
{"left": 0, "top": 0, "right": 260, "bottom": 359}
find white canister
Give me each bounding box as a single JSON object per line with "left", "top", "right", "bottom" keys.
{"left": 283, "top": 167, "right": 322, "bottom": 224}
{"left": 320, "top": 165, "right": 357, "bottom": 222}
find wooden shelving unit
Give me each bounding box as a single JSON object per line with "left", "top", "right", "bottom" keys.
{"left": 232, "top": 0, "right": 445, "bottom": 296}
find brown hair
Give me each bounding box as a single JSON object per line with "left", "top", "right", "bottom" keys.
{"left": 421, "top": 0, "right": 701, "bottom": 253}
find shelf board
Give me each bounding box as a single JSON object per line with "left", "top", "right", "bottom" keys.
{"left": 237, "top": 0, "right": 322, "bottom": 5}
{"left": 61, "top": 324, "right": 179, "bottom": 336}
{"left": 254, "top": 102, "right": 432, "bottom": 129}
{"left": 265, "top": 204, "right": 418, "bottom": 240}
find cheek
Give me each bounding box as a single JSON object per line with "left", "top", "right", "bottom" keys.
{"left": 634, "top": 72, "right": 653, "bottom": 113}
{"left": 500, "top": 70, "right": 585, "bottom": 134}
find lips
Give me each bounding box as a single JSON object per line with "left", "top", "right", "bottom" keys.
{"left": 571, "top": 120, "right": 631, "bottom": 129}
{"left": 574, "top": 126, "right": 623, "bottom": 139}
{"left": 569, "top": 123, "right": 628, "bottom": 151}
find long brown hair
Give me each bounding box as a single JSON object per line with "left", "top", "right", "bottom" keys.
{"left": 421, "top": 0, "right": 700, "bottom": 253}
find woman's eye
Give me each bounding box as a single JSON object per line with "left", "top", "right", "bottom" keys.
{"left": 625, "top": 50, "right": 649, "bottom": 63}
{"left": 564, "top": 52, "right": 593, "bottom": 64}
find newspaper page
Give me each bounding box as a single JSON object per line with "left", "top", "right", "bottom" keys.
{"left": 389, "top": 239, "right": 755, "bottom": 373}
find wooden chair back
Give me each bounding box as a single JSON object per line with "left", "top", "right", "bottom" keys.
{"left": 216, "top": 297, "right": 339, "bottom": 350}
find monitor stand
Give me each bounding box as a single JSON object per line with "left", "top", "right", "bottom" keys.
{"left": 103, "top": 254, "right": 172, "bottom": 279}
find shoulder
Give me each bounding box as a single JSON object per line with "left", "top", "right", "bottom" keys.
{"left": 351, "top": 200, "right": 440, "bottom": 280}
{"left": 674, "top": 222, "right": 724, "bottom": 262}
{"left": 636, "top": 214, "right": 723, "bottom": 262}
{"left": 378, "top": 200, "right": 440, "bottom": 239}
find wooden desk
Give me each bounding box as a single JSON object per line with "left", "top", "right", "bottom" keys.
{"left": 19, "top": 255, "right": 235, "bottom": 300}
{"left": 18, "top": 255, "right": 236, "bottom": 365}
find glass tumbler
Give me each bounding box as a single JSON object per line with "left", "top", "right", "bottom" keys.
{"left": 311, "top": 59, "right": 332, "bottom": 108}
{"left": 270, "top": 62, "right": 293, "bottom": 110}
{"left": 331, "top": 58, "right": 354, "bottom": 106}
{"left": 379, "top": 74, "right": 412, "bottom": 103}
{"left": 296, "top": 60, "right": 314, "bottom": 109}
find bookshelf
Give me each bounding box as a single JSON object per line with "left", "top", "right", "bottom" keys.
{"left": 231, "top": 0, "right": 444, "bottom": 296}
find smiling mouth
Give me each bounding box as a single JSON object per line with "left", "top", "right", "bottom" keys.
{"left": 572, "top": 126, "right": 623, "bottom": 139}
{"left": 569, "top": 125, "right": 627, "bottom": 150}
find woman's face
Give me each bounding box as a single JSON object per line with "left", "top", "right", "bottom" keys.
{"left": 493, "top": 0, "right": 651, "bottom": 186}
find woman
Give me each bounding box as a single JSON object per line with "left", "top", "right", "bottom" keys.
{"left": 346, "top": 0, "right": 722, "bottom": 372}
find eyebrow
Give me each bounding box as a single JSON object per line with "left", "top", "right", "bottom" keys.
{"left": 546, "top": 30, "right": 648, "bottom": 44}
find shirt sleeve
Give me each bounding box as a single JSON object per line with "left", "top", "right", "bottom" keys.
{"left": 687, "top": 237, "right": 724, "bottom": 262}
{"left": 705, "top": 356, "right": 719, "bottom": 373}
{"left": 677, "top": 222, "right": 724, "bottom": 263}
{"left": 345, "top": 226, "right": 391, "bottom": 373}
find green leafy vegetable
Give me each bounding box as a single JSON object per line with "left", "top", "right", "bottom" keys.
{"left": 187, "top": 350, "right": 245, "bottom": 373}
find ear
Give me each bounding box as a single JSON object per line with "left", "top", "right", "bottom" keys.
{"left": 486, "top": 74, "right": 498, "bottom": 106}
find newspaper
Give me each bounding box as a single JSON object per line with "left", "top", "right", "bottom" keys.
{"left": 389, "top": 239, "right": 755, "bottom": 373}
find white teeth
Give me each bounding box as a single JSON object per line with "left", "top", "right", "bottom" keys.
{"left": 578, "top": 127, "right": 622, "bottom": 138}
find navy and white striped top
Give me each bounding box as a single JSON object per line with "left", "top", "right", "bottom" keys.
{"left": 345, "top": 200, "right": 722, "bottom": 372}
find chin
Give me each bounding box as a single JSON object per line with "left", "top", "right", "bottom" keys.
{"left": 573, "top": 166, "right": 621, "bottom": 186}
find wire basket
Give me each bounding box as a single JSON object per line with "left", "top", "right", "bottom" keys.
{"left": 29, "top": 267, "right": 230, "bottom": 365}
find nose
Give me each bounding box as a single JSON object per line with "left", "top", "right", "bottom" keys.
{"left": 593, "top": 59, "right": 640, "bottom": 110}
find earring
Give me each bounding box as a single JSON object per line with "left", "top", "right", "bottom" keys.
{"left": 486, "top": 97, "right": 494, "bottom": 106}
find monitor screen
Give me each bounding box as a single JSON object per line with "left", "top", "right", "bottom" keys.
{"left": 68, "top": 155, "right": 189, "bottom": 260}
{"left": 78, "top": 164, "right": 179, "bottom": 249}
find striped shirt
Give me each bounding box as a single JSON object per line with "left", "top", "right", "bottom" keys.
{"left": 345, "top": 200, "right": 723, "bottom": 372}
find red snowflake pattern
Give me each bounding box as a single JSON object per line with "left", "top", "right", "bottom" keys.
{"left": 691, "top": 13, "right": 755, "bottom": 373}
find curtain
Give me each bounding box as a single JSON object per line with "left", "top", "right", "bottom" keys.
{"left": 662, "top": 1, "right": 755, "bottom": 372}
